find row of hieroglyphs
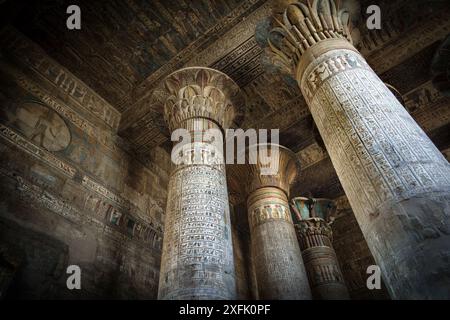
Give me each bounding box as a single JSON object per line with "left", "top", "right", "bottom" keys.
{"left": 0, "top": 123, "right": 77, "bottom": 178}
{"left": 119, "top": 0, "right": 270, "bottom": 130}
{"left": 0, "top": 26, "right": 121, "bottom": 130}
{"left": 0, "top": 123, "right": 163, "bottom": 249}
{"left": 296, "top": 143, "right": 329, "bottom": 170}
{"left": 304, "top": 49, "right": 450, "bottom": 219}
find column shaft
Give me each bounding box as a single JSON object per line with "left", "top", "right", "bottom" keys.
{"left": 247, "top": 186, "right": 311, "bottom": 299}
{"left": 296, "top": 219, "right": 349, "bottom": 299}
{"left": 158, "top": 119, "right": 236, "bottom": 299}
{"left": 299, "top": 41, "right": 450, "bottom": 298}
{"left": 157, "top": 67, "right": 242, "bottom": 299}
{"left": 267, "top": 0, "right": 450, "bottom": 297}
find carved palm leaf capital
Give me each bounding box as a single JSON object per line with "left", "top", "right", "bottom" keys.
{"left": 266, "top": 0, "right": 353, "bottom": 77}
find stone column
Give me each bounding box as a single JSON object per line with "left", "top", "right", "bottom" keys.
{"left": 267, "top": 1, "right": 450, "bottom": 298}
{"left": 291, "top": 197, "right": 349, "bottom": 299}
{"left": 235, "top": 144, "right": 312, "bottom": 299}
{"left": 156, "top": 67, "right": 242, "bottom": 300}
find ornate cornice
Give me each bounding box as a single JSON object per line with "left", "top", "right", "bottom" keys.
{"left": 267, "top": 0, "right": 352, "bottom": 76}
{"left": 155, "top": 67, "right": 243, "bottom": 132}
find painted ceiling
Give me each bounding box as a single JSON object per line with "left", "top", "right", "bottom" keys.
{"left": 6, "top": 0, "right": 450, "bottom": 199}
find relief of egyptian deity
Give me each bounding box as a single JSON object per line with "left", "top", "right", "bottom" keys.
{"left": 3, "top": 101, "right": 71, "bottom": 152}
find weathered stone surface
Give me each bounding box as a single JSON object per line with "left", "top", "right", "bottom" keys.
{"left": 248, "top": 187, "right": 311, "bottom": 299}
{"left": 230, "top": 144, "right": 312, "bottom": 299}
{"left": 292, "top": 197, "right": 349, "bottom": 299}
{"left": 157, "top": 67, "right": 239, "bottom": 300}
{"left": 1, "top": 0, "right": 450, "bottom": 301}
{"left": 268, "top": 0, "right": 450, "bottom": 299}
{"left": 301, "top": 45, "right": 450, "bottom": 299}
{"left": 0, "top": 36, "right": 168, "bottom": 299}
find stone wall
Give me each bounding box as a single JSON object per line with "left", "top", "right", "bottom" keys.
{"left": 0, "top": 28, "right": 170, "bottom": 299}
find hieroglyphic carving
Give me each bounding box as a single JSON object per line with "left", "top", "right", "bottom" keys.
{"left": 405, "top": 82, "right": 450, "bottom": 132}
{"left": 249, "top": 201, "right": 292, "bottom": 229}
{"left": 210, "top": 36, "right": 264, "bottom": 87}
{"left": 186, "top": 0, "right": 271, "bottom": 68}
{"left": 303, "top": 48, "right": 450, "bottom": 219}
{"left": 158, "top": 67, "right": 238, "bottom": 300}
{"left": 365, "top": 7, "right": 450, "bottom": 74}
{"left": 0, "top": 119, "right": 163, "bottom": 238}
{"left": 82, "top": 175, "right": 164, "bottom": 231}
{"left": 300, "top": 47, "right": 450, "bottom": 299}
{"left": 160, "top": 164, "right": 234, "bottom": 299}
{"left": 82, "top": 191, "right": 162, "bottom": 249}
{"left": 246, "top": 186, "right": 311, "bottom": 300}
{"left": 0, "top": 123, "right": 76, "bottom": 178}
{"left": 0, "top": 61, "right": 128, "bottom": 158}
{"left": 0, "top": 26, "right": 121, "bottom": 130}
{"left": 118, "top": 1, "right": 270, "bottom": 149}
{"left": 0, "top": 162, "right": 162, "bottom": 251}
{"left": 302, "top": 51, "right": 368, "bottom": 101}
{"left": 268, "top": 0, "right": 450, "bottom": 299}
{"left": 229, "top": 144, "right": 311, "bottom": 299}
{"left": 403, "top": 81, "right": 442, "bottom": 113}
{"left": 81, "top": 176, "right": 128, "bottom": 208}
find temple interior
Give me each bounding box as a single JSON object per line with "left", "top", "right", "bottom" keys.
{"left": 0, "top": 0, "right": 449, "bottom": 300}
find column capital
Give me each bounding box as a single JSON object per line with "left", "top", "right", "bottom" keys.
{"left": 291, "top": 197, "right": 337, "bottom": 222}
{"left": 230, "top": 144, "right": 301, "bottom": 197}
{"left": 296, "top": 217, "right": 333, "bottom": 240}
{"left": 155, "top": 67, "right": 244, "bottom": 132}
{"left": 267, "top": 0, "right": 353, "bottom": 78}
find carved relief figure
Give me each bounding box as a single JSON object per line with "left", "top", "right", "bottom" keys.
{"left": 5, "top": 101, "right": 70, "bottom": 152}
